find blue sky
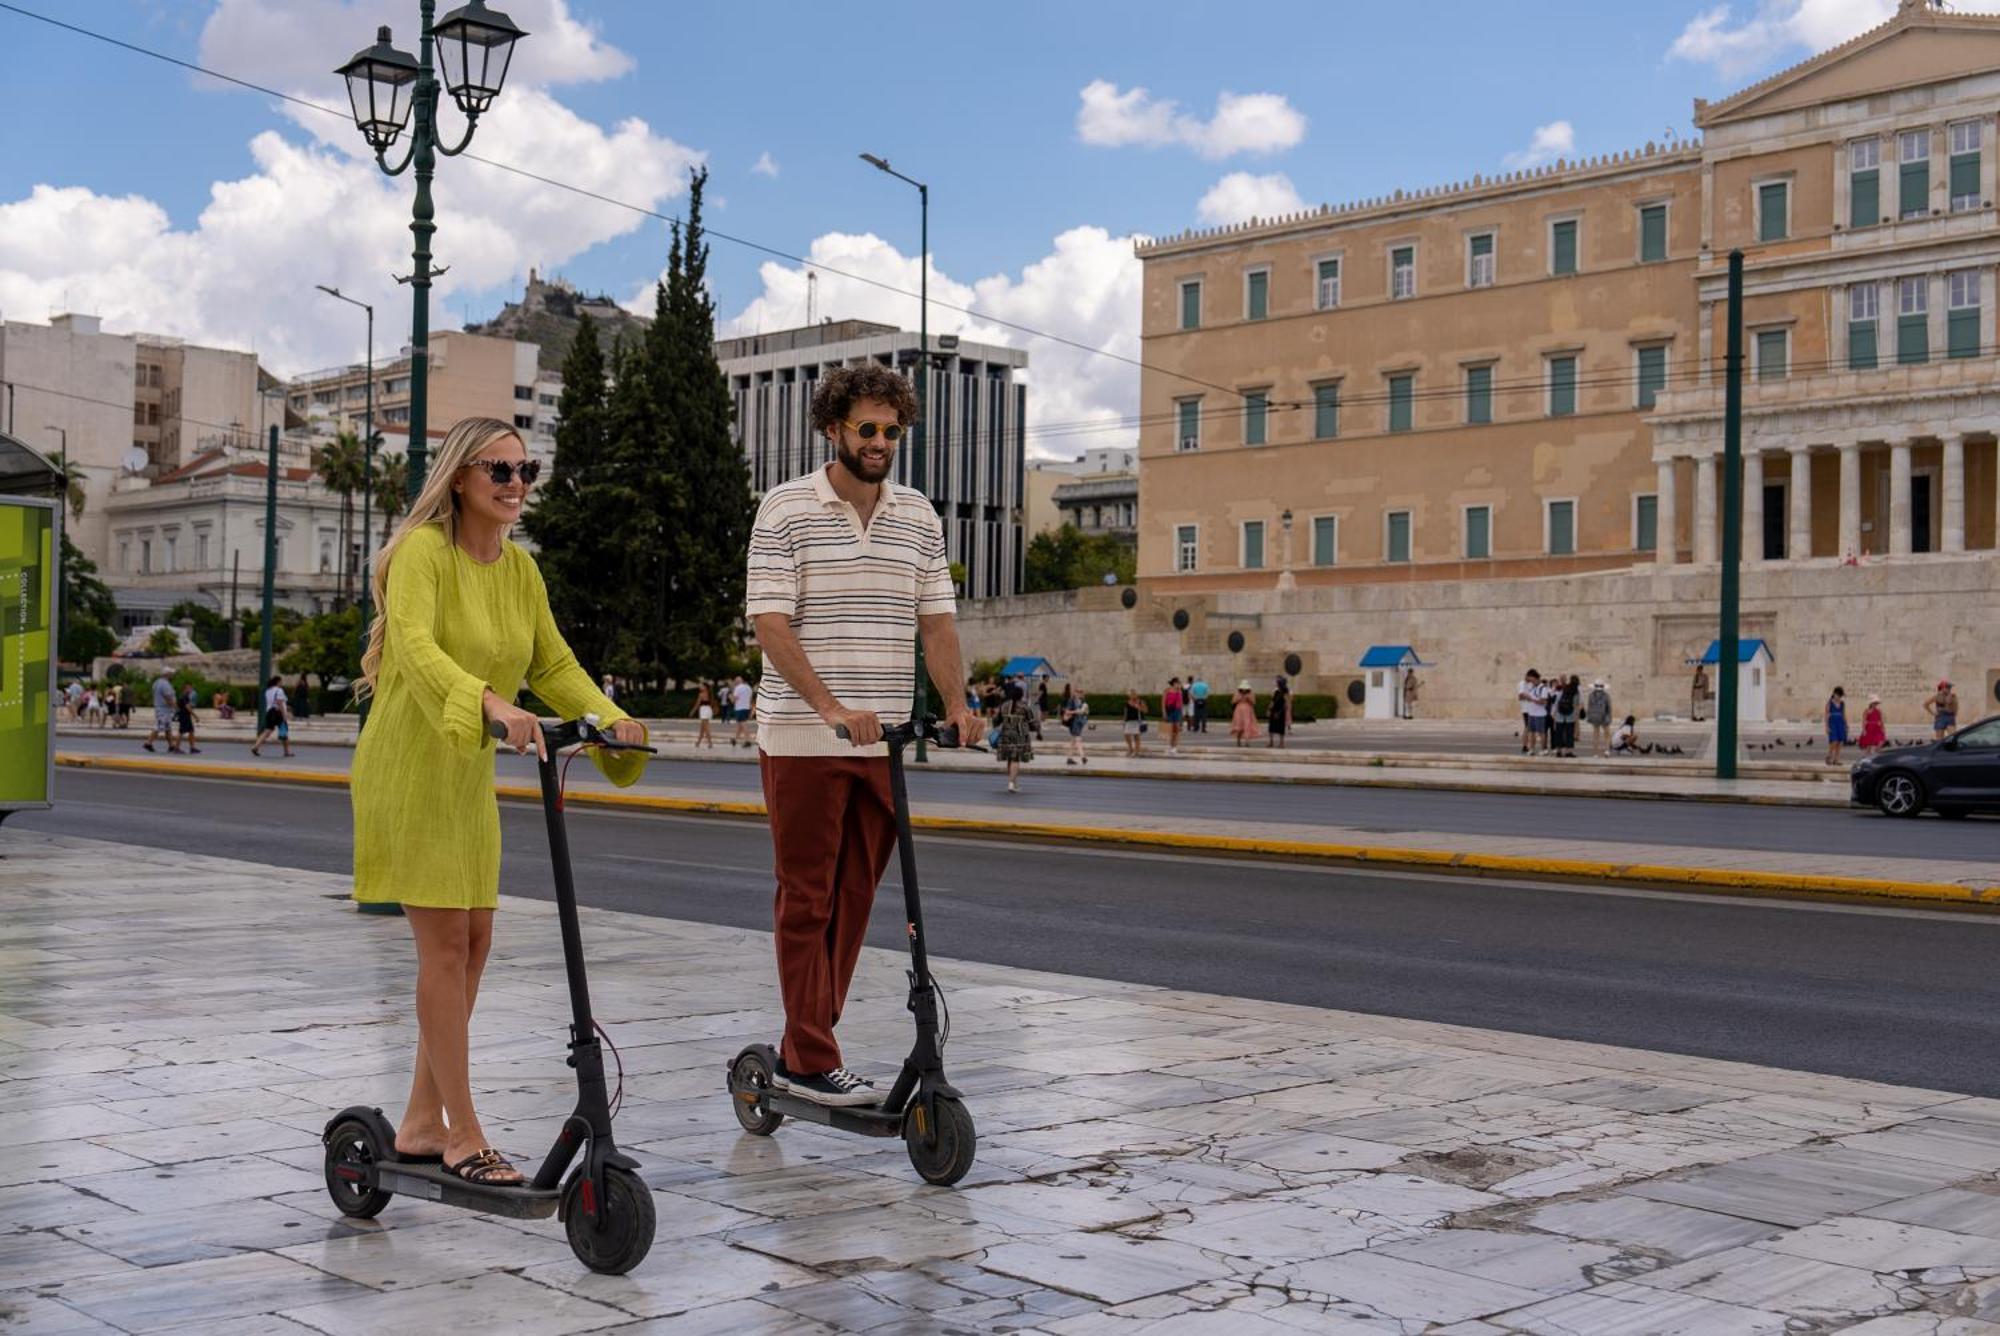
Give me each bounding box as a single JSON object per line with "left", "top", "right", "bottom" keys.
{"left": 0, "top": 0, "right": 1896, "bottom": 452}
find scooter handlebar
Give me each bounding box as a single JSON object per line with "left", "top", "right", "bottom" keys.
{"left": 485, "top": 714, "right": 658, "bottom": 754}
{"left": 833, "top": 718, "right": 975, "bottom": 749}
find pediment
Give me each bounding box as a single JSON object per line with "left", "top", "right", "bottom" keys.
{"left": 1699, "top": 12, "right": 2000, "bottom": 128}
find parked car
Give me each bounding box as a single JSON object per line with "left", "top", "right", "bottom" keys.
{"left": 1850, "top": 714, "right": 2000, "bottom": 818}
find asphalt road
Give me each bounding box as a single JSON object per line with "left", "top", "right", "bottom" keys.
{"left": 52, "top": 732, "right": 1996, "bottom": 863}
{"left": 14, "top": 766, "right": 2000, "bottom": 1098}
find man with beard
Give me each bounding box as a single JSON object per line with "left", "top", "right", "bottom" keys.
{"left": 745, "top": 364, "right": 982, "bottom": 1107}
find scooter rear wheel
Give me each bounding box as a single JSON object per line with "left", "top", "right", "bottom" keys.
{"left": 904, "top": 1095, "right": 977, "bottom": 1186}
{"left": 730, "top": 1050, "right": 784, "bottom": 1136}
{"left": 563, "top": 1166, "right": 656, "bottom": 1275}
{"left": 323, "top": 1117, "right": 393, "bottom": 1219}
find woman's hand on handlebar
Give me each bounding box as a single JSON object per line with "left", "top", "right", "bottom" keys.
{"left": 483, "top": 689, "right": 542, "bottom": 758}
{"left": 606, "top": 717, "right": 647, "bottom": 748}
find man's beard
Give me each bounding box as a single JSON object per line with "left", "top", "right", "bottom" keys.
{"left": 838, "top": 437, "right": 895, "bottom": 483}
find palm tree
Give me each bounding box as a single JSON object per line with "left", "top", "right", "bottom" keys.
{"left": 312, "top": 431, "right": 367, "bottom": 606}
{"left": 372, "top": 451, "right": 409, "bottom": 550}
{"left": 49, "top": 449, "right": 87, "bottom": 521}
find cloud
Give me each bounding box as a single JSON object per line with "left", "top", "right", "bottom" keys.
{"left": 1503, "top": 120, "right": 1576, "bottom": 170}
{"left": 1668, "top": 0, "right": 1895, "bottom": 80}
{"left": 717, "top": 228, "right": 1144, "bottom": 460}
{"left": 750, "top": 151, "right": 779, "bottom": 179}
{"left": 1076, "top": 80, "right": 1305, "bottom": 159}
{"left": 1195, "top": 172, "right": 1306, "bottom": 225}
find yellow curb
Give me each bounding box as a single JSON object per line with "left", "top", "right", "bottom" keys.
{"left": 57, "top": 753, "right": 1998, "bottom": 911}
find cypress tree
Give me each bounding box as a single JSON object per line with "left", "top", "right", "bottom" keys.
{"left": 522, "top": 314, "right": 619, "bottom": 672}
{"left": 604, "top": 324, "right": 680, "bottom": 689}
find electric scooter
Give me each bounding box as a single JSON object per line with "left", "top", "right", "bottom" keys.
{"left": 726, "top": 717, "right": 979, "bottom": 1186}
{"left": 322, "top": 715, "right": 660, "bottom": 1274}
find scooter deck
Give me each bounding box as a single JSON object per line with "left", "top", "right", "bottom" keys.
{"left": 371, "top": 1160, "right": 563, "bottom": 1219}
{"left": 760, "top": 1092, "right": 903, "bottom": 1137}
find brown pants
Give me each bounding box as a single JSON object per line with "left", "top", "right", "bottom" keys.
{"left": 760, "top": 752, "right": 898, "bottom": 1074}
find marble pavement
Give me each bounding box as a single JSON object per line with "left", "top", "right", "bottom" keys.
{"left": 5, "top": 828, "right": 2000, "bottom": 1333}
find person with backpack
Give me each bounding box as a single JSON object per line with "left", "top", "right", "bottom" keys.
{"left": 1584, "top": 679, "right": 1613, "bottom": 757}
{"left": 252, "top": 675, "right": 293, "bottom": 758}
{"left": 1551, "top": 674, "right": 1581, "bottom": 757}
{"left": 1266, "top": 676, "right": 1292, "bottom": 749}
{"left": 994, "top": 682, "right": 1039, "bottom": 793}
{"left": 1060, "top": 684, "right": 1089, "bottom": 765}
{"left": 176, "top": 683, "right": 202, "bottom": 754}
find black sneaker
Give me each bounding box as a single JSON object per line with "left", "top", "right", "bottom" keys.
{"left": 776, "top": 1065, "right": 879, "bottom": 1107}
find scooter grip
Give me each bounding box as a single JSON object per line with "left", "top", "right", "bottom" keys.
{"left": 937, "top": 724, "right": 961, "bottom": 748}
{"left": 487, "top": 720, "right": 509, "bottom": 740}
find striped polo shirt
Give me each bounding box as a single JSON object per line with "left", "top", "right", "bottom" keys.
{"left": 746, "top": 464, "right": 955, "bottom": 757}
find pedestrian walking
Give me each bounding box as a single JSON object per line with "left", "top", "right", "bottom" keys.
{"left": 1859, "top": 693, "right": 1887, "bottom": 753}
{"left": 729, "top": 674, "right": 754, "bottom": 747}
{"left": 176, "top": 683, "right": 202, "bottom": 754}
{"left": 1266, "top": 675, "right": 1292, "bottom": 749}
{"left": 1162, "top": 677, "right": 1185, "bottom": 755}
{"left": 1190, "top": 674, "right": 1211, "bottom": 733}
{"left": 1824, "top": 685, "right": 1849, "bottom": 766}
{"left": 62, "top": 679, "right": 82, "bottom": 721}
{"left": 1585, "top": 679, "right": 1613, "bottom": 757}
{"left": 692, "top": 683, "right": 717, "bottom": 749}
{"left": 349, "top": 415, "right": 645, "bottom": 1182}
{"left": 745, "top": 365, "right": 979, "bottom": 1107}
{"left": 1517, "top": 668, "right": 1548, "bottom": 754}
{"left": 1123, "top": 688, "right": 1147, "bottom": 756}
{"left": 1401, "top": 668, "right": 1420, "bottom": 720}
{"left": 1551, "top": 674, "right": 1580, "bottom": 757}
{"left": 601, "top": 672, "right": 618, "bottom": 705}
{"left": 1034, "top": 678, "right": 1050, "bottom": 725}
{"left": 1060, "top": 683, "right": 1089, "bottom": 764}
{"left": 142, "top": 669, "right": 179, "bottom": 754}
{"left": 994, "top": 682, "right": 1038, "bottom": 793}
{"left": 1230, "top": 680, "right": 1261, "bottom": 745}
{"left": 251, "top": 675, "right": 294, "bottom": 758}
{"left": 82, "top": 686, "right": 104, "bottom": 727}
{"left": 1926, "top": 680, "right": 1959, "bottom": 741}
{"left": 294, "top": 673, "right": 313, "bottom": 721}
{"left": 113, "top": 683, "right": 131, "bottom": 728}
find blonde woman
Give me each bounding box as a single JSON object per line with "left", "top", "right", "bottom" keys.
{"left": 351, "top": 417, "right": 647, "bottom": 1186}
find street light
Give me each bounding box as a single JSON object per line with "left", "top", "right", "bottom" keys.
{"left": 860, "top": 151, "right": 933, "bottom": 759}
{"left": 316, "top": 285, "right": 377, "bottom": 710}
{"left": 336, "top": 1, "right": 526, "bottom": 501}
{"left": 1277, "top": 508, "right": 1296, "bottom": 592}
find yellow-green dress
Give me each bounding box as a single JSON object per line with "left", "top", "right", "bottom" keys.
{"left": 351, "top": 523, "right": 644, "bottom": 909}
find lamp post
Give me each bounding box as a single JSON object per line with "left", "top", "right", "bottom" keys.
{"left": 860, "top": 151, "right": 933, "bottom": 760}
{"left": 336, "top": 1, "right": 526, "bottom": 501}
{"left": 315, "top": 284, "right": 376, "bottom": 630}
{"left": 1277, "top": 507, "right": 1296, "bottom": 592}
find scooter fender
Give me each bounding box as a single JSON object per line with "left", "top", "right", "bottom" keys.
{"left": 555, "top": 1135, "right": 643, "bottom": 1226}
{"left": 322, "top": 1105, "right": 396, "bottom": 1147}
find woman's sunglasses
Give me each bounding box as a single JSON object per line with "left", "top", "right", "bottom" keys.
{"left": 464, "top": 459, "right": 541, "bottom": 486}
{"left": 842, "top": 419, "right": 905, "bottom": 442}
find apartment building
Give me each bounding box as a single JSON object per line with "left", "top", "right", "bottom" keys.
{"left": 1135, "top": 0, "right": 1999, "bottom": 588}
{"left": 287, "top": 329, "right": 557, "bottom": 463}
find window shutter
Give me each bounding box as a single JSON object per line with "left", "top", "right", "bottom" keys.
{"left": 1848, "top": 322, "right": 1878, "bottom": 370}
{"left": 1466, "top": 365, "right": 1492, "bottom": 424}
{"left": 1850, "top": 170, "right": 1879, "bottom": 228}
{"left": 1465, "top": 507, "right": 1490, "bottom": 560}
{"left": 1312, "top": 516, "right": 1336, "bottom": 566}
{"left": 1900, "top": 161, "right": 1929, "bottom": 218}
{"left": 1177, "top": 399, "right": 1200, "bottom": 448}
{"left": 1246, "top": 271, "right": 1268, "bottom": 320}
{"left": 1897, "top": 314, "right": 1929, "bottom": 364}
{"left": 1637, "top": 346, "right": 1666, "bottom": 409}
{"left": 1314, "top": 384, "right": 1339, "bottom": 439}
{"left": 1758, "top": 183, "right": 1787, "bottom": 241}
{"left": 1180, "top": 282, "right": 1200, "bottom": 330}
{"left": 1549, "top": 357, "right": 1576, "bottom": 416}
{"left": 1552, "top": 220, "right": 1577, "bottom": 275}
{"left": 1387, "top": 512, "right": 1411, "bottom": 563}
{"left": 1948, "top": 307, "right": 1979, "bottom": 359}
{"left": 1640, "top": 206, "right": 1666, "bottom": 262}
{"left": 1756, "top": 330, "right": 1787, "bottom": 380}
{"left": 1635, "top": 495, "right": 1658, "bottom": 552}
{"left": 1244, "top": 392, "right": 1267, "bottom": 445}
{"left": 1549, "top": 501, "right": 1575, "bottom": 556}
{"left": 1950, "top": 152, "right": 1980, "bottom": 206}
{"left": 1388, "top": 376, "right": 1413, "bottom": 432}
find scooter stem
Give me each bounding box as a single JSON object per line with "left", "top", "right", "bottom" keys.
{"left": 886, "top": 736, "right": 931, "bottom": 985}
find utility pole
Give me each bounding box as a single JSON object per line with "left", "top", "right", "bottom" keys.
{"left": 258, "top": 423, "right": 280, "bottom": 695}
{"left": 1716, "top": 250, "right": 1745, "bottom": 780}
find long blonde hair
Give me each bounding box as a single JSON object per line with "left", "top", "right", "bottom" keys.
{"left": 357, "top": 416, "right": 522, "bottom": 698}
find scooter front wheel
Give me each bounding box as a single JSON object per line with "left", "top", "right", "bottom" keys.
{"left": 323, "top": 1117, "right": 393, "bottom": 1219}
{"left": 730, "top": 1049, "right": 785, "bottom": 1136}
{"left": 563, "top": 1166, "right": 656, "bottom": 1275}
{"left": 904, "top": 1095, "right": 977, "bottom": 1186}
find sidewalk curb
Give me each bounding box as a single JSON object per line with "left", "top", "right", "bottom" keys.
{"left": 58, "top": 752, "right": 1996, "bottom": 912}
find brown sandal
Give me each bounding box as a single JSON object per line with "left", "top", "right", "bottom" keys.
{"left": 445, "top": 1148, "right": 523, "bottom": 1185}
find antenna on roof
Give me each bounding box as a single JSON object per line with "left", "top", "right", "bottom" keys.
{"left": 806, "top": 271, "right": 817, "bottom": 327}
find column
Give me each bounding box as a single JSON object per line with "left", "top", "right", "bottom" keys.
{"left": 1743, "top": 450, "right": 1764, "bottom": 562}
{"left": 1890, "top": 440, "right": 1914, "bottom": 556}
{"left": 1838, "top": 441, "right": 1862, "bottom": 560}
{"left": 1695, "top": 452, "right": 1718, "bottom": 565}
{"left": 1788, "top": 446, "right": 1813, "bottom": 561}
{"left": 1655, "top": 458, "right": 1678, "bottom": 567}
{"left": 1941, "top": 434, "right": 1966, "bottom": 553}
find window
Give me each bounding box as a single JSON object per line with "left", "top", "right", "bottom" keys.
{"left": 163, "top": 535, "right": 176, "bottom": 573}
{"left": 1900, "top": 128, "right": 1931, "bottom": 219}
{"left": 1387, "top": 374, "right": 1414, "bottom": 432}
{"left": 1635, "top": 494, "right": 1659, "bottom": 552}
{"left": 1243, "top": 391, "right": 1268, "bottom": 446}
{"left": 1546, "top": 499, "right": 1576, "bottom": 555}
{"left": 1848, "top": 282, "right": 1880, "bottom": 369}
{"left": 1898, "top": 276, "right": 1930, "bottom": 364}
{"left": 1176, "top": 524, "right": 1199, "bottom": 572}
{"left": 1636, "top": 345, "right": 1668, "bottom": 409}
{"left": 1179, "top": 280, "right": 1201, "bottom": 330}
{"left": 1757, "top": 181, "right": 1789, "bottom": 242}
{"left": 1465, "top": 364, "right": 1493, "bottom": 424}
{"left": 1464, "top": 505, "right": 1491, "bottom": 560}
{"left": 1242, "top": 520, "right": 1266, "bottom": 569}
{"left": 1316, "top": 258, "right": 1341, "bottom": 309}
{"left": 1467, "top": 232, "right": 1494, "bottom": 288}
{"left": 1548, "top": 355, "right": 1577, "bottom": 417}
{"left": 1313, "top": 383, "right": 1339, "bottom": 440}
{"left": 1385, "top": 511, "right": 1412, "bottom": 563}
{"left": 1391, "top": 246, "right": 1415, "bottom": 299}
{"left": 1850, "top": 138, "right": 1881, "bottom": 228}
{"left": 1550, "top": 218, "right": 1578, "bottom": 276}
{"left": 1639, "top": 204, "right": 1667, "bottom": 263}
{"left": 1755, "top": 328, "right": 1788, "bottom": 381}
{"left": 513, "top": 413, "right": 534, "bottom": 430}
{"left": 141, "top": 539, "right": 152, "bottom": 575}
{"left": 1950, "top": 121, "right": 1982, "bottom": 213}
{"left": 196, "top": 532, "right": 209, "bottom": 569}
{"left": 1948, "top": 269, "right": 1980, "bottom": 359}
{"left": 118, "top": 540, "right": 130, "bottom": 574}
{"left": 1245, "top": 268, "right": 1269, "bottom": 321}
{"left": 1311, "top": 515, "right": 1337, "bottom": 566}
{"left": 1177, "top": 398, "right": 1201, "bottom": 451}
{"left": 514, "top": 385, "right": 534, "bottom": 401}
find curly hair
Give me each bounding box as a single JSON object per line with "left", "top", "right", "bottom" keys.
{"left": 810, "top": 364, "right": 918, "bottom": 436}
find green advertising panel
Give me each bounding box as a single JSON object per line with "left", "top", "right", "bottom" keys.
{"left": 0, "top": 498, "right": 55, "bottom": 814}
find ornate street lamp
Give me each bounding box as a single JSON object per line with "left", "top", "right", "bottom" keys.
{"left": 336, "top": 2, "right": 526, "bottom": 501}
